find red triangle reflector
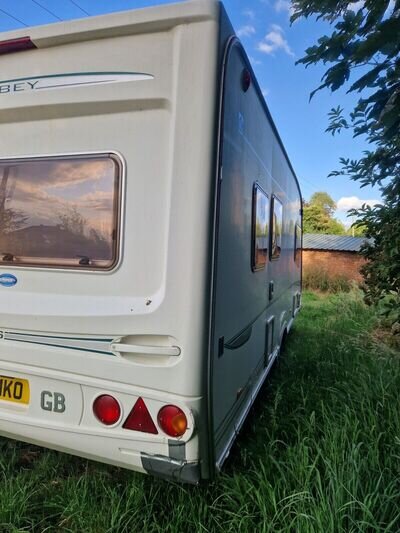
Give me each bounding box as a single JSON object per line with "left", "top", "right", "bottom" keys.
{"left": 123, "top": 397, "right": 158, "bottom": 434}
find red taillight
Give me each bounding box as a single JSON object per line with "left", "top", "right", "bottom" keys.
{"left": 0, "top": 37, "right": 36, "bottom": 56}
{"left": 123, "top": 397, "right": 158, "bottom": 434}
{"left": 157, "top": 405, "right": 187, "bottom": 437}
{"left": 93, "top": 394, "right": 121, "bottom": 426}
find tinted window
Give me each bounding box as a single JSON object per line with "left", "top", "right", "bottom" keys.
{"left": 270, "top": 195, "right": 283, "bottom": 259}
{"left": 252, "top": 183, "right": 269, "bottom": 271}
{"left": 0, "top": 155, "right": 121, "bottom": 270}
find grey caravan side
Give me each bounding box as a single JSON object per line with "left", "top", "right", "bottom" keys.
{"left": 208, "top": 9, "right": 302, "bottom": 473}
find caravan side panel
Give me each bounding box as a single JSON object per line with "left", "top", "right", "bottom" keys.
{"left": 210, "top": 35, "right": 302, "bottom": 468}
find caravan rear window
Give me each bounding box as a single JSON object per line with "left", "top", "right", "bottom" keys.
{"left": 0, "top": 154, "right": 122, "bottom": 270}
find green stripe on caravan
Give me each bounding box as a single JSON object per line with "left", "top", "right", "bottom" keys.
{"left": 0, "top": 72, "right": 153, "bottom": 94}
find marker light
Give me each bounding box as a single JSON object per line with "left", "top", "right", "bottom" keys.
{"left": 93, "top": 394, "right": 121, "bottom": 426}
{"left": 157, "top": 405, "right": 188, "bottom": 437}
{"left": 241, "top": 68, "right": 251, "bottom": 92}
{"left": 0, "top": 37, "right": 36, "bottom": 56}
{"left": 123, "top": 397, "right": 158, "bottom": 434}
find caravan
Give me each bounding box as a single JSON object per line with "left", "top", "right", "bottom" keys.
{"left": 0, "top": 0, "right": 302, "bottom": 483}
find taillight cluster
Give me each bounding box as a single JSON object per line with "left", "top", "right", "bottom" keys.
{"left": 92, "top": 394, "right": 188, "bottom": 437}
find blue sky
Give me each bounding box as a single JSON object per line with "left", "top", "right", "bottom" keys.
{"left": 0, "top": 0, "right": 381, "bottom": 222}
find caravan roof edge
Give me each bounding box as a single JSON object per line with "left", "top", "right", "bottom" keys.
{"left": 0, "top": 0, "right": 220, "bottom": 49}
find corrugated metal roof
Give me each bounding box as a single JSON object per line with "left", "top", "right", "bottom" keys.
{"left": 303, "top": 233, "right": 370, "bottom": 252}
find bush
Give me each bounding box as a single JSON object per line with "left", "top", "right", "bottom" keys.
{"left": 303, "top": 267, "right": 352, "bottom": 293}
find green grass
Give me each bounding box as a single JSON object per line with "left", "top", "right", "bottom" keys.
{"left": 0, "top": 292, "right": 399, "bottom": 532}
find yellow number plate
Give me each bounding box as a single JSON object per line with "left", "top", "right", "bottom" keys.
{"left": 0, "top": 376, "right": 30, "bottom": 405}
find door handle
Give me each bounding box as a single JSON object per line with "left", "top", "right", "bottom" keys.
{"left": 269, "top": 281, "right": 274, "bottom": 300}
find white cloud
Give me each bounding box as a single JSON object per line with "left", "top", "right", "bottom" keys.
{"left": 274, "top": 0, "right": 294, "bottom": 15}
{"left": 249, "top": 55, "right": 262, "bottom": 66}
{"left": 237, "top": 25, "right": 256, "bottom": 38}
{"left": 243, "top": 8, "right": 255, "bottom": 19}
{"left": 348, "top": 1, "right": 364, "bottom": 12}
{"left": 257, "top": 25, "right": 294, "bottom": 57}
{"left": 337, "top": 196, "right": 380, "bottom": 212}
{"left": 262, "top": 88, "right": 269, "bottom": 97}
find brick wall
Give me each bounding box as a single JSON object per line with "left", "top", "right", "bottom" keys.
{"left": 303, "top": 250, "right": 366, "bottom": 283}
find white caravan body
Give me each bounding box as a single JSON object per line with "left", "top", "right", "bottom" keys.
{"left": 0, "top": 0, "right": 302, "bottom": 483}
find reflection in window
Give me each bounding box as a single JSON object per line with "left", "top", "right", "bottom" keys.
{"left": 0, "top": 154, "right": 121, "bottom": 270}
{"left": 270, "top": 195, "right": 283, "bottom": 259}
{"left": 294, "top": 223, "right": 302, "bottom": 266}
{"left": 252, "top": 183, "right": 269, "bottom": 271}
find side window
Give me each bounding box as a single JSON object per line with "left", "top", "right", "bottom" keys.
{"left": 270, "top": 195, "right": 283, "bottom": 259}
{"left": 294, "top": 223, "right": 302, "bottom": 265}
{"left": 252, "top": 183, "right": 269, "bottom": 271}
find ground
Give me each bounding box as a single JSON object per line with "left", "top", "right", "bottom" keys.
{"left": 0, "top": 292, "right": 399, "bottom": 532}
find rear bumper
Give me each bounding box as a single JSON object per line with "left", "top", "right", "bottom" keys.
{"left": 0, "top": 359, "right": 202, "bottom": 483}
{"left": 0, "top": 420, "right": 201, "bottom": 483}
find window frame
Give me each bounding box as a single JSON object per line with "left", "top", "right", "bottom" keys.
{"left": 270, "top": 194, "right": 283, "bottom": 260}
{"left": 251, "top": 182, "right": 269, "bottom": 272}
{"left": 0, "top": 151, "right": 125, "bottom": 273}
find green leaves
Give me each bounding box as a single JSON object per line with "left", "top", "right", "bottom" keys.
{"left": 361, "top": 0, "right": 392, "bottom": 34}
{"left": 295, "top": 0, "right": 400, "bottom": 329}
{"left": 348, "top": 63, "right": 387, "bottom": 92}
{"left": 326, "top": 106, "right": 348, "bottom": 135}
{"left": 324, "top": 61, "right": 351, "bottom": 90}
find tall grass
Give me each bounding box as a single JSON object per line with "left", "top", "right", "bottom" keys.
{"left": 303, "top": 267, "right": 353, "bottom": 293}
{"left": 0, "top": 292, "right": 399, "bottom": 532}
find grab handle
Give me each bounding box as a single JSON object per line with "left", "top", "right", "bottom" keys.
{"left": 110, "top": 343, "right": 181, "bottom": 357}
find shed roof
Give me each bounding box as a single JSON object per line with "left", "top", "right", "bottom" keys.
{"left": 303, "top": 233, "right": 370, "bottom": 252}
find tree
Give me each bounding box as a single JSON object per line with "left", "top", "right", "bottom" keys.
{"left": 303, "top": 191, "right": 346, "bottom": 234}
{"left": 0, "top": 167, "right": 28, "bottom": 235}
{"left": 308, "top": 191, "right": 336, "bottom": 217}
{"left": 347, "top": 223, "right": 367, "bottom": 236}
{"left": 59, "top": 206, "right": 87, "bottom": 236}
{"left": 292, "top": 0, "right": 400, "bottom": 328}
